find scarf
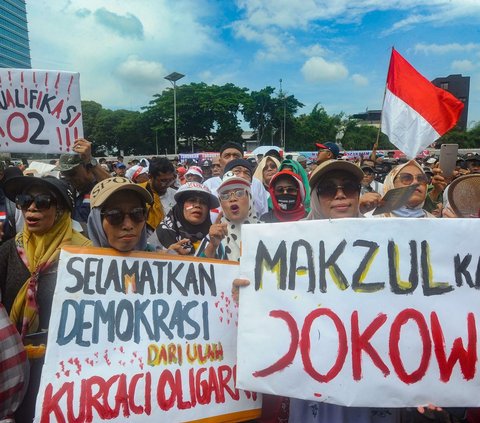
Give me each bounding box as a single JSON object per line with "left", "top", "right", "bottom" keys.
{"left": 253, "top": 156, "right": 281, "bottom": 188}
{"left": 268, "top": 170, "right": 306, "bottom": 222}
{"left": 10, "top": 212, "right": 90, "bottom": 337}
{"left": 157, "top": 203, "right": 212, "bottom": 253}
{"left": 87, "top": 207, "right": 148, "bottom": 251}
{"left": 382, "top": 160, "right": 427, "bottom": 218}
{"left": 139, "top": 181, "right": 165, "bottom": 230}
{"left": 222, "top": 191, "right": 258, "bottom": 262}
{"left": 279, "top": 159, "right": 311, "bottom": 212}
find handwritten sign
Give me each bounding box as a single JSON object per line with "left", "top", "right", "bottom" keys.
{"left": 35, "top": 247, "right": 261, "bottom": 423}
{"left": 0, "top": 69, "right": 82, "bottom": 154}
{"left": 237, "top": 218, "right": 480, "bottom": 407}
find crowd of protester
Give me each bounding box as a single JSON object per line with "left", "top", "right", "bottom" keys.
{"left": 0, "top": 137, "right": 479, "bottom": 422}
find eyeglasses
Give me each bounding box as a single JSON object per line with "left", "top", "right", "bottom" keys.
{"left": 316, "top": 181, "right": 360, "bottom": 198}
{"left": 274, "top": 186, "right": 298, "bottom": 195}
{"left": 101, "top": 207, "right": 147, "bottom": 226}
{"left": 219, "top": 189, "right": 247, "bottom": 201}
{"left": 184, "top": 196, "right": 208, "bottom": 206}
{"left": 15, "top": 194, "right": 56, "bottom": 211}
{"left": 397, "top": 173, "right": 429, "bottom": 185}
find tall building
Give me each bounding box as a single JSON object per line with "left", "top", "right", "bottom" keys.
{"left": 431, "top": 74, "right": 469, "bottom": 131}
{"left": 0, "top": 0, "right": 31, "bottom": 68}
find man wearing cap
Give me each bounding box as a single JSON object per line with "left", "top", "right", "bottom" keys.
{"left": 185, "top": 166, "right": 204, "bottom": 183}
{"left": 204, "top": 142, "right": 268, "bottom": 218}
{"left": 315, "top": 141, "right": 340, "bottom": 164}
{"left": 56, "top": 138, "right": 110, "bottom": 225}
{"left": 296, "top": 155, "right": 307, "bottom": 170}
{"left": 201, "top": 160, "right": 213, "bottom": 180}
{"left": 113, "top": 162, "right": 127, "bottom": 177}
{"left": 465, "top": 153, "right": 480, "bottom": 174}
{"left": 360, "top": 164, "right": 383, "bottom": 195}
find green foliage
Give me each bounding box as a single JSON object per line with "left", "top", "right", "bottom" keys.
{"left": 435, "top": 125, "right": 480, "bottom": 148}
{"left": 341, "top": 121, "right": 394, "bottom": 150}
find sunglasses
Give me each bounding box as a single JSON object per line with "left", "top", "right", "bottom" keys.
{"left": 219, "top": 189, "right": 247, "bottom": 201}
{"left": 274, "top": 186, "right": 298, "bottom": 195}
{"left": 101, "top": 207, "right": 147, "bottom": 226}
{"left": 316, "top": 181, "right": 361, "bottom": 198}
{"left": 15, "top": 194, "right": 56, "bottom": 210}
{"left": 397, "top": 173, "right": 429, "bottom": 185}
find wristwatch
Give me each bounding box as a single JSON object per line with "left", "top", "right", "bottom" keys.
{"left": 86, "top": 158, "right": 98, "bottom": 169}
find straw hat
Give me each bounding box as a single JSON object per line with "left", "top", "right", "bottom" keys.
{"left": 447, "top": 174, "right": 480, "bottom": 218}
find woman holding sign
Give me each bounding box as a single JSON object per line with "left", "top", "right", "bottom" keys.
{"left": 0, "top": 175, "right": 91, "bottom": 422}
{"left": 87, "top": 177, "right": 154, "bottom": 252}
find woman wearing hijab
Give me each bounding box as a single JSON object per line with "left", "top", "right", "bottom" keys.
{"left": 260, "top": 169, "right": 307, "bottom": 222}
{"left": 156, "top": 182, "right": 219, "bottom": 255}
{"left": 278, "top": 158, "right": 311, "bottom": 212}
{"left": 200, "top": 171, "right": 258, "bottom": 262}
{"left": 0, "top": 175, "right": 91, "bottom": 421}
{"left": 253, "top": 155, "right": 280, "bottom": 193}
{"left": 87, "top": 177, "right": 153, "bottom": 252}
{"left": 379, "top": 160, "right": 435, "bottom": 218}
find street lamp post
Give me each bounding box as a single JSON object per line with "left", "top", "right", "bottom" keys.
{"left": 164, "top": 72, "right": 185, "bottom": 156}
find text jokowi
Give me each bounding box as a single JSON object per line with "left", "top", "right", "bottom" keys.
{"left": 253, "top": 307, "right": 477, "bottom": 385}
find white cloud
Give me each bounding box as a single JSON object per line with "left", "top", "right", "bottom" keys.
{"left": 300, "top": 44, "right": 328, "bottom": 57}
{"left": 414, "top": 42, "right": 480, "bottom": 55}
{"left": 301, "top": 56, "right": 348, "bottom": 83}
{"left": 26, "top": 0, "right": 219, "bottom": 109}
{"left": 351, "top": 73, "right": 368, "bottom": 86}
{"left": 451, "top": 59, "right": 475, "bottom": 72}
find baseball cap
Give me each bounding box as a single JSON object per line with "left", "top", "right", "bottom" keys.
{"left": 115, "top": 162, "right": 126, "bottom": 169}
{"left": 201, "top": 159, "right": 212, "bottom": 167}
{"left": 297, "top": 155, "right": 307, "bottom": 163}
{"left": 309, "top": 159, "right": 364, "bottom": 190}
{"left": 55, "top": 154, "right": 84, "bottom": 172}
{"left": 185, "top": 166, "right": 204, "bottom": 181}
{"left": 217, "top": 171, "right": 251, "bottom": 195}
{"left": 315, "top": 142, "right": 340, "bottom": 158}
{"left": 174, "top": 181, "right": 219, "bottom": 208}
{"left": 90, "top": 177, "right": 153, "bottom": 208}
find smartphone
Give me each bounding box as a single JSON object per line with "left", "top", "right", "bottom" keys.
{"left": 439, "top": 144, "right": 458, "bottom": 177}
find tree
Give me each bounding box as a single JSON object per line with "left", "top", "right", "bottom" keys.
{"left": 341, "top": 121, "right": 394, "bottom": 151}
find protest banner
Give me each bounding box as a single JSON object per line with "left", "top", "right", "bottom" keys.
{"left": 35, "top": 246, "right": 261, "bottom": 423}
{"left": 237, "top": 218, "right": 480, "bottom": 407}
{"left": 0, "top": 69, "right": 82, "bottom": 154}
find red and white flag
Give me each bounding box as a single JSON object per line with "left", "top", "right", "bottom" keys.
{"left": 381, "top": 48, "right": 464, "bottom": 158}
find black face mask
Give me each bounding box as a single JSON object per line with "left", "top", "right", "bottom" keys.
{"left": 276, "top": 194, "right": 297, "bottom": 210}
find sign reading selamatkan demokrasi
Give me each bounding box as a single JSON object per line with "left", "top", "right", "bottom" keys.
{"left": 0, "top": 69, "right": 83, "bottom": 154}
{"left": 236, "top": 218, "right": 480, "bottom": 407}
{"left": 34, "top": 247, "right": 261, "bottom": 423}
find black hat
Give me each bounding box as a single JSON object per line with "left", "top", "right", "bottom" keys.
{"left": 224, "top": 158, "right": 253, "bottom": 178}
{"left": 4, "top": 176, "right": 75, "bottom": 212}
{"left": 465, "top": 153, "right": 480, "bottom": 162}
{"left": 201, "top": 159, "right": 212, "bottom": 167}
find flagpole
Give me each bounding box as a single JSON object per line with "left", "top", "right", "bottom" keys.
{"left": 374, "top": 47, "right": 394, "bottom": 156}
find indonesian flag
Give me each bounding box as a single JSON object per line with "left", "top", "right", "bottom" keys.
{"left": 381, "top": 48, "right": 464, "bottom": 158}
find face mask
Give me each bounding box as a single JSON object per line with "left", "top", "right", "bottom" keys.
{"left": 276, "top": 194, "right": 297, "bottom": 210}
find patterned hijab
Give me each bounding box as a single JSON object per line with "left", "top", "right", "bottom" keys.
{"left": 10, "top": 211, "right": 90, "bottom": 337}
{"left": 221, "top": 191, "right": 258, "bottom": 262}
{"left": 382, "top": 159, "right": 428, "bottom": 217}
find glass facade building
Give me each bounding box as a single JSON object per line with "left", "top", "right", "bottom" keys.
{"left": 0, "top": 0, "right": 31, "bottom": 68}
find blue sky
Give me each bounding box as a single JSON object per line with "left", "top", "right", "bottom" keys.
{"left": 27, "top": 1, "right": 480, "bottom": 131}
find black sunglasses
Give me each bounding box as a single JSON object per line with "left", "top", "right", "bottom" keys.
{"left": 15, "top": 194, "right": 56, "bottom": 211}
{"left": 101, "top": 207, "right": 147, "bottom": 226}
{"left": 316, "top": 181, "right": 361, "bottom": 198}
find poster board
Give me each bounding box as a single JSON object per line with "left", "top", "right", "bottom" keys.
{"left": 0, "top": 69, "right": 83, "bottom": 154}
{"left": 237, "top": 218, "right": 480, "bottom": 407}
{"left": 35, "top": 247, "right": 261, "bottom": 422}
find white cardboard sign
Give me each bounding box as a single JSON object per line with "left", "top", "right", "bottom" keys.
{"left": 237, "top": 218, "right": 480, "bottom": 407}
{"left": 0, "top": 69, "right": 83, "bottom": 154}
{"left": 35, "top": 247, "right": 261, "bottom": 423}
